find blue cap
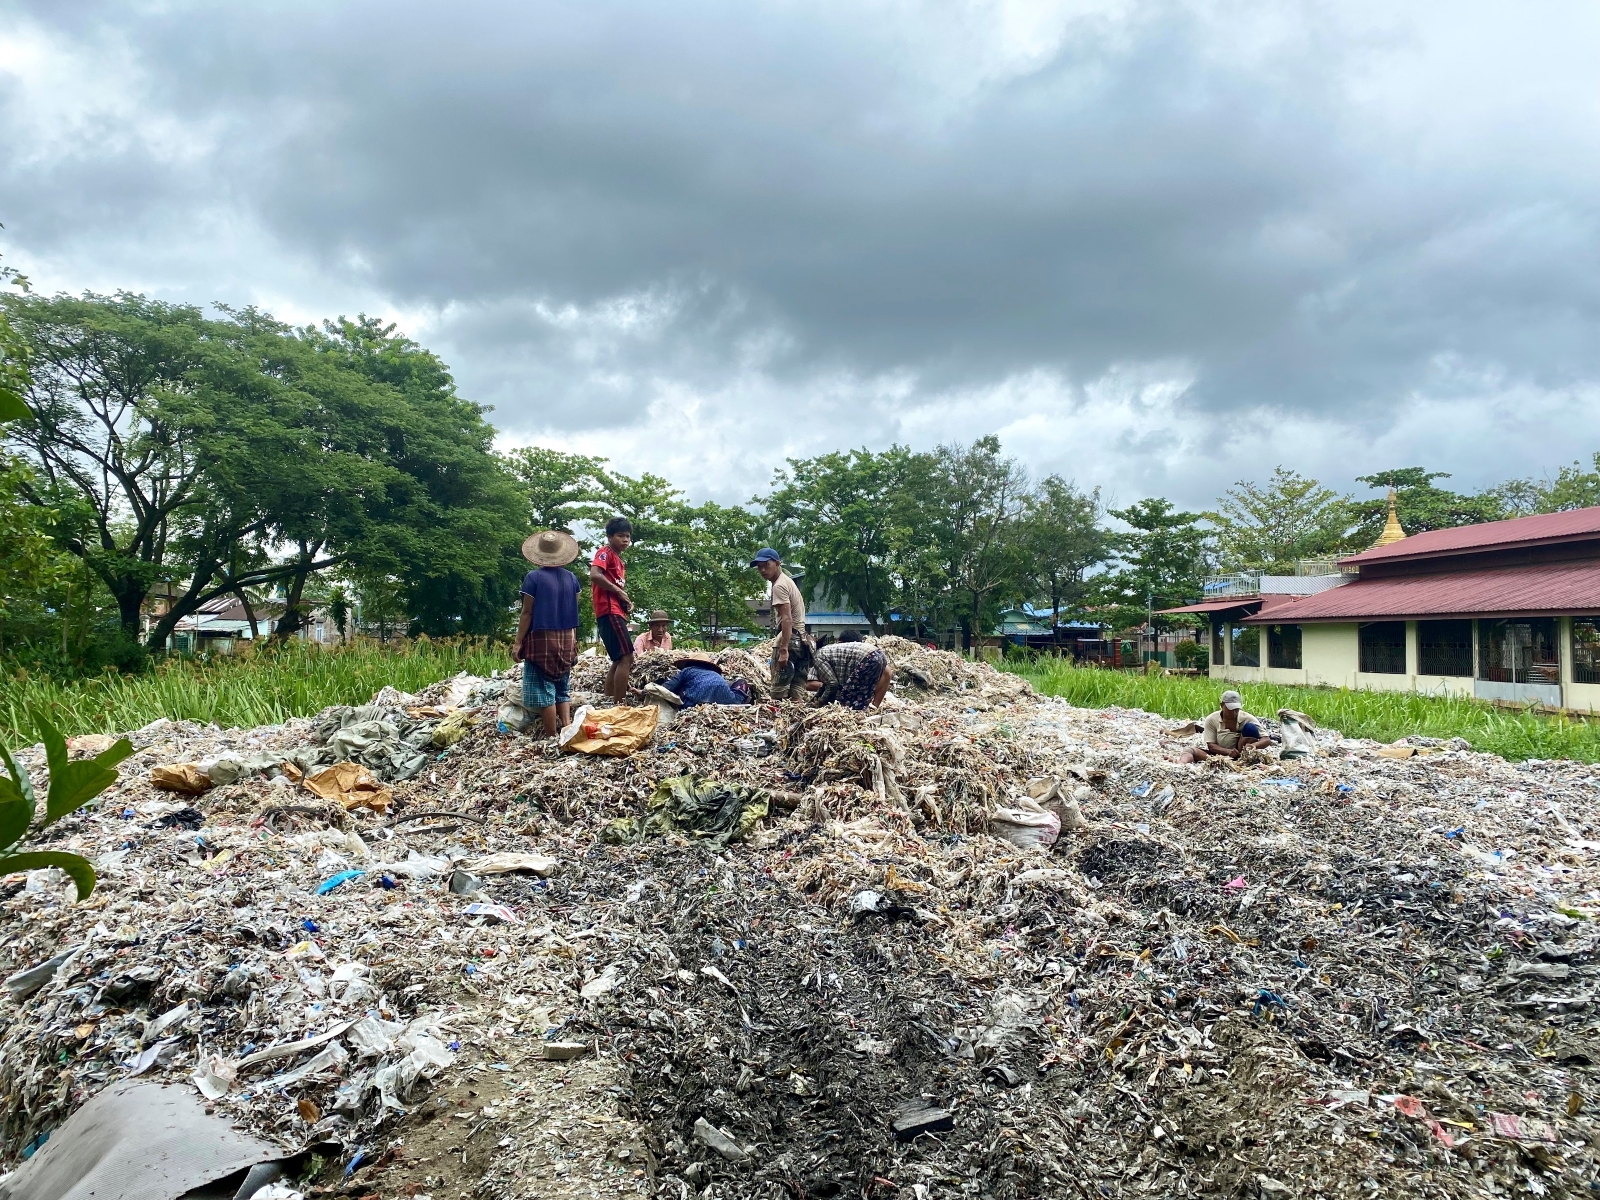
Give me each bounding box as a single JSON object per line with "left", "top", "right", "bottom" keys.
{"left": 750, "top": 547, "right": 781, "bottom": 565}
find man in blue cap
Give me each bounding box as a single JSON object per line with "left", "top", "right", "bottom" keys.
{"left": 751, "top": 547, "right": 812, "bottom": 701}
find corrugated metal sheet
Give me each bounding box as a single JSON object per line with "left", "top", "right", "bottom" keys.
{"left": 1246, "top": 561, "right": 1600, "bottom": 623}
{"left": 1154, "top": 598, "right": 1265, "bottom": 616}
{"left": 1341, "top": 506, "right": 1600, "bottom": 566}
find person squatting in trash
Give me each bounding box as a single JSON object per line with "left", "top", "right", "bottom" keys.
{"left": 513, "top": 530, "right": 583, "bottom": 736}
{"left": 662, "top": 655, "right": 750, "bottom": 708}
{"left": 592, "top": 516, "right": 635, "bottom": 702}
{"left": 634, "top": 609, "right": 674, "bottom": 654}
{"left": 1175, "top": 688, "right": 1271, "bottom": 763}
{"left": 807, "top": 632, "right": 891, "bottom": 711}
{"left": 751, "top": 546, "right": 812, "bottom": 701}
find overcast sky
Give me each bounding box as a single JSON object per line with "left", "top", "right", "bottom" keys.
{"left": 3, "top": 0, "right": 1597, "bottom": 512}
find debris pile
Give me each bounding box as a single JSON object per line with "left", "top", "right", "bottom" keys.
{"left": 1, "top": 641, "right": 1597, "bottom": 1200}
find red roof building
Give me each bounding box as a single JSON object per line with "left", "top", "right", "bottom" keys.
{"left": 1162, "top": 506, "right": 1600, "bottom": 710}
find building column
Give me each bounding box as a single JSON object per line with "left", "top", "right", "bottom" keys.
{"left": 1406, "top": 621, "right": 1419, "bottom": 681}
{"left": 1559, "top": 616, "right": 1573, "bottom": 710}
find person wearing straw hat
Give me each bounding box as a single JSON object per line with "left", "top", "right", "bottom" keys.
{"left": 633, "top": 610, "right": 674, "bottom": 654}
{"left": 512, "top": 530, "right": 583, "bottom": 736}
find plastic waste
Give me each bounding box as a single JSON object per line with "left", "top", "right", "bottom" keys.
{"left": 316, "top": 869, "right": 365, "bottom": 895}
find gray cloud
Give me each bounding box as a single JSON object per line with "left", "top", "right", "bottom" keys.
{"left": 3, "top": 0, "right": 1598, "bottom": 505}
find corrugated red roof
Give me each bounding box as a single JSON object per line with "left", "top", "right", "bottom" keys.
{"left": 1245, "top": 561, "right": 1600, "bottom": 623}
{"left": 1341, "top": 506, "right": 1600, "bottom": 566}
{"left": 1154, "top": 598, "right": 1264, "bottom": 616}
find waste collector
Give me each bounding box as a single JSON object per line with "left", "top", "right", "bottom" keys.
{"left": 633, "top": 610, "right": 674, "bottom": 654}
{"left": 1176, "top": 689, "right": 1270, "bottom": 763}
{"left": 591, "top": 517, "right": 635, "bottom": 702}
{"left": 512, "top": 529, "right": 583, "bottom": 737}
{"left": 751, "top": 547, "right": 813, "bottom": 701}
{"left": 662, "top": 655, "right": 750, "bottom": 708}
{"left": 806, "top": 631, "right": 891, "bottom": 711}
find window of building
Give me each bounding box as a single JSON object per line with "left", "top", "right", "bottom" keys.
{"left": 1478, "top": 618, "right": 1559, "bottom": 685}
{"left": 1266, "top": 624, "right": 1301, "bottom": 670}
{"left": 1358, "top": 622, "right": 1406, "bottom": 674}
{"left": 1417, "top": 620, "right": 1472, "bottom": 678}
{"left": 1212, "top": 620, "right": 1225, "bottom": 664}
{"left": 1574, "top": 620, "right": 1600, "bottom": 685}
{"left": 1229, "top": 624, "right": 1260, "bottom": 667}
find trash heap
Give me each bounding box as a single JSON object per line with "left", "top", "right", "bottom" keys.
{"left": 1, "top": 642, "right": 1597, "bottom": 1200}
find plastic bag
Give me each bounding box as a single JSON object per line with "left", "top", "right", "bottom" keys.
{"left": 989, "top": 797, "right": 1061, "bottom": 851}
{"left": 558, "top": 704, "right": 659, "bottom": 757}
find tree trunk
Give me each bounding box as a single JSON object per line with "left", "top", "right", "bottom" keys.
{"left": 235, "top": 588, "right": 260, "bottom": 640}
{"left": 116, "top": 583, "right": 148, "bottom": 645}
{"left": 1051, "top": 572, "right": 1061, "bottom": 656}
{"left": 271, "top": 543, "right": 319, "bottom": 643}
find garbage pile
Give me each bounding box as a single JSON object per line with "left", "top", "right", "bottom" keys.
{"left": 1, "top": 642, "right": 1597, "bottom": 1200}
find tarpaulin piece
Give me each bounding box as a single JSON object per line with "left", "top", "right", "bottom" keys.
{"left": 603, "top": 772, "right": 768, "bottom": 848}
{"left": 0, "top": 1080, "right": 290, "bottom": 1200}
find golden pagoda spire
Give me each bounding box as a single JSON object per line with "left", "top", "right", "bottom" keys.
{"left": 1373, "top": 487, "right": 1407, "bottom": 548}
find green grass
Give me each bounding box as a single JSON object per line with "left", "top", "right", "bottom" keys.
{"left": 1003, "top": 658, "right": 1600, "bottom": 764}
{"left": 0, "top": 639, "right": 505, "bottom": 745}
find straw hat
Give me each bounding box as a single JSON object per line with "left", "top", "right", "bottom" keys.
{"left": 674, "top": 653, "right": 722, "bottom": 672}
{"left": 521, "top": 529, "right": 580, "bottom": 567}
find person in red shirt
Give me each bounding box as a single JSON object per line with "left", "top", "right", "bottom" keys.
{"left": 591, "top": 516, "right": 635, "bottom": 701}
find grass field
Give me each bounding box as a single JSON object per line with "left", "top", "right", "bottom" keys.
{"left": 0, "top": 639, "right": 505, "bottom": 746}
{"left": 1004, "top": 658, "right": 1600, "bottom": 764}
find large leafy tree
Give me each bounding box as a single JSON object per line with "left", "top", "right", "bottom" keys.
{"left": 299, "top": 317, "right": 527, "bottom": 638}
{"left": 1206, "top": 466, "right": 1354, "bottom": 572}
{"left": 502, "top": 446, "right": 609, "bottom": 532}
{"left": 0, "top": 263, "right": 63, "bottom": 623}
{"left": 1021, "top": 476, "right": 1114, "bottom": 636}
{"left": 1510, "top": 453, "right": 1600, "bottom": 514}
{"left": 926, "top": 437, "right": 1031, "bottom": 648}
{"left": 763, "top": 447, "right": 922, "bottom": 633}
{"left": 1099, "top": 497, "right": 1212, "bottom": 631}
{"left": 3, "top": 296, "right": 526, "bottom": 648}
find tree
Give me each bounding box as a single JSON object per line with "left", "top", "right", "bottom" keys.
{"left": 763, "top": 447, "right": 920, "bottom": 633}
{"left": 1205, "top": 467, "right": 1353, "bottom": 572}
{"left": 652, "top": 501, "right": 761, "bottom": 643}
{"left": 0, "top": 257, "right": 66, "bottom": 627}
{"left": 3, "top": 298, "right": 526, "bottom": 648}
{"left": 299, "top": 317, "right": 528, "bottom": 638}
{"left": 1515, "top": 453, "right": 1600, "bottom": 514}
{"left": 501, "top": 446, "right": 608, "bottom": 531}
{"left": 1350, "top": 468, "right": 1504, "bottom": 543}
{"left": 930, "top": 437, "right": 1032, "bottom": 650}
{"left": 1099, "top": 497, "right": 1212, "bottom": 631}
{"left": 1021, "top": 476, "right": 1114, "bottom": 640}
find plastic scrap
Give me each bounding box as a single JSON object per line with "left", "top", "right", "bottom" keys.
{"left": 602, "top": 772, "right": 768, "bottom": 847}
{"left": 302, "top": 762, "right": 392, "bottom": 814}
{"left": 316, "top": 869, "right": 365, "bottom": 895}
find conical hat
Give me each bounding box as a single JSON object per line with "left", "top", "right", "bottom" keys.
{"left": 521, "top": 529, "right": 580, "bottom": 567}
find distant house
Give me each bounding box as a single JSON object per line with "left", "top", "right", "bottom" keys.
{"left": 151, "top": 594, "right": 341, "bottom": 653}
{"left": 1161, "top": 500, "right": 1600, "bottom": 710}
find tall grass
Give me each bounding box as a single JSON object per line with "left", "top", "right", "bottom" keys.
{"left": 1004, "top": 659, "right": 1600, "bottom": 764}
{"left": 0, "top": 639, "right": 505, "bottom": 744}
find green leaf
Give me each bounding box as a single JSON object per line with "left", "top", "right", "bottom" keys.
{"left": 0, "top": 387, "right": 27, "bottom": 423}
{"left": 0, "top": 850, "right": 96, "bottom": 901}
{"left": 0, "top": 744, "right": 35, "bottom": 853}
{"left": 33, "top": 711, "right": 133, "bottom": 822}
{"left": 0, "top": 742, "right": 34, "bottom": 809}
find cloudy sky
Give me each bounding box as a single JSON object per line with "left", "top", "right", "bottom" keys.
{"left": 3, "top": 0, "right": 1597, "bottom": 511}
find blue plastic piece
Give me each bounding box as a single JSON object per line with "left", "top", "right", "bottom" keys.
{"left": 316, "top": 870, "right": 365, "bottom": 895}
